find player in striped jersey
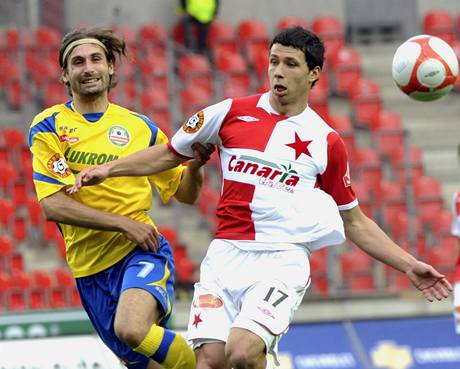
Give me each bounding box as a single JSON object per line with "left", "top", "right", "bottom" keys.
{"left": 72, "top": 27, "right": 452, "bottom": 369}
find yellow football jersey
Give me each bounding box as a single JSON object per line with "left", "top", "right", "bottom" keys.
{"left": 29, "top": 101, "right": 184, "bottom": 277}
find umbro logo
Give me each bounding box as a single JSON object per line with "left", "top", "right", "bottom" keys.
{"left": 237, "top": 115, "right": 259, "bottom": 122}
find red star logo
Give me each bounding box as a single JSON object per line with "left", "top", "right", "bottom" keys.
{"left": 192, "top": 313, "right": 203, "bottom": 328}
{"left": 285, "top": 132, "right": 312, "bottom": 160}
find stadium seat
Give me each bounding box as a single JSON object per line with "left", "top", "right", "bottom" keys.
{"left": 385, "top": 271, "right": 412, "bottom": 292}
{"left": 328, "top": 46, "right": 362, "bottom": 96}
{"left": 311, "top": 16, "right": 345, "bottom": 59}
{"left": 349, "top": 79, "right": 382, "bottom": 128}
{"left": 49, "top": 287, "right": 68, "bottom": 309}
{"left": 310, "top": 275, "right": 329, "bottom": 295}
{"left": 215, "top": 51, "right": 251, "bottom": 92}
{"left": 178, "top": 53, "right": 213, "bottom": 93}
{"left": 276, "top": 16, "right": 309, "bottom": 32}
{"left": 138, "top": 23, "right": 167, "bottom": 55}
{"left": 346, "top": 275, "right": 375, "bottom": 293}
{"left": 351, "top": 181, "right": 373, "bottom": 217}
{"left": 423, "top": 10, "right": 455, "bottom": 45}
{"left": 308, "top": 79, "right": 329, "bottom": 121}
{"left": 13, "top": 216, "right": 27, "bottom": 243}
{"left": 309, "top": 248, "right": 328, "bottom": 276}
{"left": 208, "top": 20, "right": 238, "bottom": 57}
{"left": 157, "top": 225, "right": 178, "bottom": 246}
{"left": 422, "top": 236, "right": 457, "bottom": 274}
{"left": 54, "top": 267, "right": 74, "bottom": 288}
{"left": 31, "top": 269, "right": 53, "bottom": 290}
{"left": 390, "top": 144, "right": 425, "bottom": 182}
{"left": 238, "top": 19, "right": 269, "bottom": 46}
{"left": 29, "top": 288, "right": 48, "bottom": 310}
{"left": 328, "top": 114, "right": 356, "bottom": 155}
{"left": 42, "top": 81, "right": 68, "bottom": 109}
{"left": 429, "top": 211, "right": 453, "bottom": 238}
{"left": 180, "top": 85, "right": 212, "bottom": 117}
{"left": 0, "top": 197, "right": 14, "bottom": 229}
{"left": 412, "top": 176, "right": 444, "bottom": 224}
{"left": 340, "top": 248, "right": 374, "bottom": 280}
{"left": 352, "top": 148, "right": 383, "bottom": 193}
{"left": 370, "top": 111, "right": 405, "bottom": 160}
{"left": 34, "top": 26, "right": 60, "bottom": 47}
{"left": 137, "top": 54, "right": 169, "bottom": 84}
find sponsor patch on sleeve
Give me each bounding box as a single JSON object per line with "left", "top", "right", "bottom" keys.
{"left": 182, "top": 111, "right": 204, "bottom": 133}
{"left": 47, "top": 153, "right": 71, "bottom": 178}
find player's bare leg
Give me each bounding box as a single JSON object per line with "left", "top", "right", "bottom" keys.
{"left": 195, "top": 342, "right": 228, "bottom": 369}
{"left": 226, "top": 328, "right": 267, "bottom": 369}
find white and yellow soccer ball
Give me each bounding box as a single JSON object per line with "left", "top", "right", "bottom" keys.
{"left": 391, "top": 35, "right": 459, "bottom": 101}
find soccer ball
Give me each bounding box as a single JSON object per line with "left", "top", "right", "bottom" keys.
{"left": 391, "top": 35, "right": 459, "bottom": 101}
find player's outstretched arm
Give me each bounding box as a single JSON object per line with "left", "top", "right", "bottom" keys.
{"left": 71, "top": 144, "right": 184, "bottom": 193}
{"left": 340, "top": 206, "right": 452, "bottom": 301}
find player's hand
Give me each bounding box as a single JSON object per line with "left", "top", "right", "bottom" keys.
{"left": 189, "top": 142, "right": 215, "bottom": 168}
{"left": 68, "top": 164, "right": 110, "bottom": 194}
{"left": 121, "top": 217, "right": 160, "bottom": 252}
{"left": 406, "top": 260, "right": 453, "bottom": 302}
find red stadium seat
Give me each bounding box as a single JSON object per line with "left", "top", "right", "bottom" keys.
{"left": 423, "top": 236, "right": 457, "bottom": 273}
{"left": 311, "top": 16, "right": 345, "bottom": 59}
{"left": 32, "top": 269, "right": 53, "bottom": 290}
{"left": 352, "top": 148, "right": 383, "bottom": 192}
{"left": 423, "top": 10, "right": 455, "bottom": 45}
{"left": 370, "top": 111, "right": 405, "bottom": 159}
{"left": 180, "top": 85, "right": 212, "bottom": 117}
{"left": 351, "top": 181, "right": 373, "bottom": 217}
{"left": 328, "top": 114, "right": 356, "bottom": 154}
{"left": 346, "top": 275, "right": 375, "bottom": 293}
{"left": 340, "top": 248, "right": 374, "bottom": 280}
{"left": 349, "top": 79, "right": 382, "bottom": 128}
{"left": 29, "top": 288, "right": 48, "bottom": 310}
{"left": 390, "top": 144, "right": 425, "bottom": 182}
{"left": 238, "top": 19, "right": 269, "bottom": 46}
{"left": 138, "top": 23, "right": 167, "bottom": 49}
{"left": 54, "top": 267, "right": 75, "bottom": 288}
{"left": 276, "top": 17, "right": 309, "bottom": 32}
{"left": 216, "top": 52, "right": 251, "bottom": 92}
{"left": 309, "top": 248, "right": 328, "bottom": 275}
{"left": 208, "top": 20, "right": 238, "bottom": 56}
{"left": 49, "top": 287, "right": 68, "bottom": 308}
{"left": 157, "top": 225, "right": 179, "bottom": 245}
{"left": 328, "top": 46, "right": 362, "bottom": 96}
{"left": 308, "top": 80, "right": 330, "bottom": 121}
{"left": 178, "top": 53, "right": 213, "bottom": 93}
{"left": 412, "top": 176, "right": 444, "bottom": 224}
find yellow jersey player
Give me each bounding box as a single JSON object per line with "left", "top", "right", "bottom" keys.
{"left": 29, "top": 27, "right": 213, "bottom": 369}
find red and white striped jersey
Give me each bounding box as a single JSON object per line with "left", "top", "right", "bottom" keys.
{"left": 169, "top": 92, "right": 358, "bottom": 251}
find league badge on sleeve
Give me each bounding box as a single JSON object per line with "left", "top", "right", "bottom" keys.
{"left": 47, "top": 153, "right": 71, "bottom": 178}
{"left": 182, "top": 111, "right": 204, "bottom": 133}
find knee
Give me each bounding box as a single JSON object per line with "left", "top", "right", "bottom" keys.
{"left": 114, "top": 319, "right": 147, "bottom": 348}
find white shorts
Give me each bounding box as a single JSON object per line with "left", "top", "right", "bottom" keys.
{"left": 186, "top": 239, "right": 311, "bottom": 355}
{"left": 454, "top": 282, "right": 460, "bottom": 334}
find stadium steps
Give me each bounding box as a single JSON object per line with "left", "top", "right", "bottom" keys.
{"left": 356, "top": 42, "right": 460, "bottom": 205}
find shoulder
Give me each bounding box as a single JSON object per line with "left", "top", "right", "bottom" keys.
{"left": 31, "top": 104, "right": 67, "bottom": 127}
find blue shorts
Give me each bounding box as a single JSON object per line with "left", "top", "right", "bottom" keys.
{"left": 76, "top": 236, "right": 175, "bottom": 369}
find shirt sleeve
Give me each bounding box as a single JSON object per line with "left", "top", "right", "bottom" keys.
{"left": 317, "top": 131, "right": 357, "bottom": 210}
{"left": 148, "top": 128, "right": 185, "bottom": 204}
{"left": 452, "top": 192, "right": 460, "bottom": 237}
{"left": 29, "top": 119, "right": 75, "bottom": 201}
{"left": 168, "top": 98, "right": 232, "bottom": 158}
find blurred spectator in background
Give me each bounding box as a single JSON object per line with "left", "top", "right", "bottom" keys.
{"left": 179, "top": 0, "right": 219, "bottom": 54}
{"left": 452, "top": 144, "right": 460, "bottom": 334}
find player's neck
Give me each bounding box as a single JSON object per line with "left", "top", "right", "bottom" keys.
{"left": 269, "top": 94, "right": 307, "bottom": 117}
{"left": 72, "top": 94, "right": 109, "bottom": 114}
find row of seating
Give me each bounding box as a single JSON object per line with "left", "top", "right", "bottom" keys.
{"left": 423, "top": 9, "right": 460, "bottom": 46}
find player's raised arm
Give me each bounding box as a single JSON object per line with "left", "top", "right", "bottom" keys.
{"left": 71, "top": 142, "right": 215, "bottom": 193}
{"left": 78, "top": 143, "right": 181, "bottom": 188}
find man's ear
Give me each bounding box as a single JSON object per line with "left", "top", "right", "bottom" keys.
{"left": 108, "top": 63, "right": 114, "bottom": 76}
{"left": 309, "top": 66, "right": 321, "bottom": 84}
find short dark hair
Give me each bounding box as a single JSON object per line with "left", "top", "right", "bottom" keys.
{"left": 270, "top": 26, "right": 325, "bottom": 71}
{"left": 59, "top": 27, "right": 127, "bottom": 94}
